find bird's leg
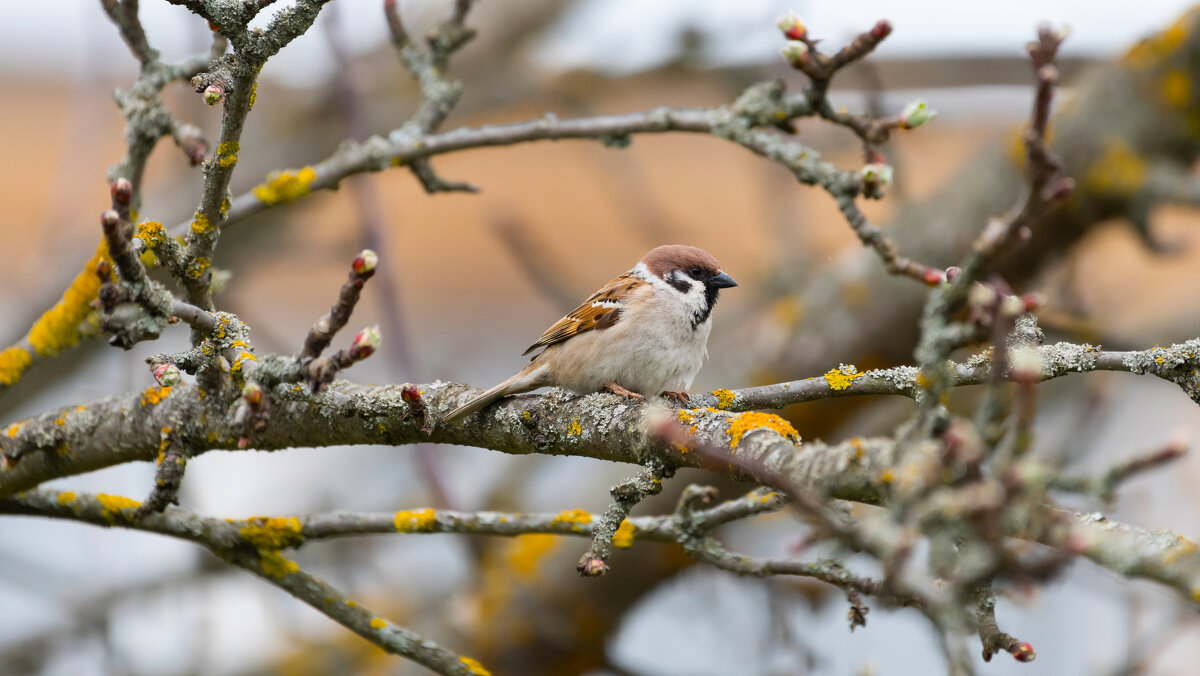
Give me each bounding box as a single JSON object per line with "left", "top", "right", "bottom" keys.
{"left": 603, "top": 381, "right": 645, "bottom": 401}
{"left": 659, "top": 391, "right": 690, "bottom": 407}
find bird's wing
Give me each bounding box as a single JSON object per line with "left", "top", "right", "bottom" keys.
{"left": 522, "top": 272, "right": 646, "bottom": 355}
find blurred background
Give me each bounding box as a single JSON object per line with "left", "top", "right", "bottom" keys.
{"left": 3, "top": 1, "right": 1200, "bottom": 674}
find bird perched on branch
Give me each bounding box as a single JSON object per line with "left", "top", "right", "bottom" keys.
{"left": 444, "top": 245, "right": 737, "bottom": 422}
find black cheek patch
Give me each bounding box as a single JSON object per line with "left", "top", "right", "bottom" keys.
{"left": 667, "top": 273, "right": 692, "bottom": 294}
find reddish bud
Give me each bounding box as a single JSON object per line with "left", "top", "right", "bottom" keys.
{"left": 781, "top": 40, "right": 810, "bottom": 67}
{"left": 237, "top": 437, "right": 250, "bottom": 449}
{"left": 352, "top": 249, "right": 378, "bottom": 276}
{"left": 351, "top": 325, "right": 382, "bottom": 358}
{"left": 1045, "top": 176, "right": 1075, "bottom": 202}
{"left": 1021, "top": 292, "right": 1047, "bottom": 312}
{"left": 578, "top": 556, "right": 609, "bottom": 577}
{"left": 401, "top": 384, "right": 422, "bottom": 403}
{"left": 861, "top": 162, "right": 893, "bottom": 188}
{"left": 776, "top": 12, "right": 807, "bottom": 41}
{"left": 922, "top": 268, "right": 945, "bottom": 287}
{"left": 203, "top": 84, "right": 224, "bottom": 106}
{"left": 153, "top": 363, "right": 182, "bottom": 387}
{"left": 869, "top": 19, "right": 893, "bottom": 41}
{"left": 95, "top": 259, "right": 112, "bottom": 280}
{"left": 111, "top": 178, "right": 133, "bottom": 206}
{"left": 944, "top": 266, "right": 962, "bottom": 282}
{"left": 242, "top": 382, "right": 264, "bottom": 406}
{"left": 1012, "top": 642, "right": 1036, "bottom": 662}
{"left": 101, "top": 209, "right": 121, "bottom": 233}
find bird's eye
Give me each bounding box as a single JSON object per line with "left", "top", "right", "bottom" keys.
{"left": 689, "top": 266, "right": 703, "bottom": 277}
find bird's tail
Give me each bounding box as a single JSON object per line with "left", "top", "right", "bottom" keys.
{"left": 443, "top": 364, "right": 549, "bottom": 423}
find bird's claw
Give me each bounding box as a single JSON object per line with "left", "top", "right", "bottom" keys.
{"left": 659, "top": 391, "right": 690, "bottom": 407}
{"left": 603, "top": 381, "right": 645, "bottom": 401}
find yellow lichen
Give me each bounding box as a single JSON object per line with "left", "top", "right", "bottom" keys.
{"left": 612, "top": 519, "right": 636, "bottom": 549}
{"left": 5, "top": 421, "right": 22, "bottom": 438}
{"left": 460, "top": 657, "right": 492, "bottom": 676}
{"left": 553, "top": 509, "right": 592, "bottom": 532}
{"left": 567, "top": 418, "right": 582, "bottom": 436}
{"left": 823, "top": 365, "right": 864, "bottom": 391}
{"left": 135, "top": 220, "right": 166, "bottom": 248}
{"left": 1124, "top": 14, "right": 1190, "bottom": 69}
{"left": 248, "top": 81, "right": 258, "bottom": 110}
{"left": 217, "top": 141, "right": 239, "bottom": 168}
{"left": 97, "top": 493, "right": 142, "bottom": 521}
{"left": 880, "top": 469, "right": 896, "bottom": 484}
{"left": 727, "top": 411, "right": 800, "bottom": 450}
{"left": 240, "top": 516, "right": 304, "bottom": 549}
{"left": 141, "top": 386, "right": 172, "bottom": 406}
{"left": 508, "top": 534, "right": 557, "bottom": 579}
{"left": 258, "top": 550, "right": 299, "bottom": 578}
{"left": 522, "top": 410, "right": 532, "bottom": 421}
{"left": 190, "top": 212, "right": 212, "bottom": 236}
{"left": 369, "top": 617, "right": 387, "bottom": 630}
{"left": 1162, "top": 68, "right": 1192, "bottom": 108}
{"left": 346, "top": 600, "right": 357, "bottom": 608}
{"left": 252, "top": 166, "right": 317, "bottom": 206}
{"left": 27, "top": 241, "right": 111, "bottom": 360}
{"left": 57, "top": 491, "right": 76, "bottom": 505}
{"left": 1084, "top": 140, "right": 1148, "bottom": 198}
{"left": 394, "top": 508, "right": 437, "bottom": 532}
{"left": 711, "top": 388, "right": 737, "bottom": 410}
{"left": 1165, "top": 535, "right": 1199, "bottom": 563}
{"left": 186, "top": 256, "right": 210, "bottom": 279}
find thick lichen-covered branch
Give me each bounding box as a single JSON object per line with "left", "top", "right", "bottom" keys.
{"left": 0, "top": 489, "right": 486, "bottom": 676}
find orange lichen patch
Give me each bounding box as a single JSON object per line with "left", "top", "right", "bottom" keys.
{"left": 1162, "top": 68, "right": 1192, "bottom": 108}
{"left": 760, "top": 491, "right": 780, "bottom": 504}
{"left": 248, "top": 81, "right": 258, "bottom": 110}
{"left": 823, "top": 365, "right": 864, "bottom": 391}
{"left": 5, "top": 422, "right": 22, "bottom": 438}
{"left": 258, "top": 550, "right": 299, "bottom": 578}
{"left": 240, "top": 516, "right": 304, "bottom": 549}
{"left": 26, "top": 241, "right": 111, "bottom": 361}
{"left": 1124, "top": 13, "right": 1191, "bottom": 69}
{"left": 57, "top": 491, "right": 76, "bottom": 505}
{"left": 346, "top": 600, "right": 358, "bottom": 608}
{"left": 1084, "top": 140, "right": 1147, "bottom": 198}
{"left": 97, "top": 493, "right": 142, "bottom": 521}
{"left": 252, "top": 166, "right": 317, "bottom": 205}
{"left": 231, "top": 351, "right": 257, "bottom": 373}
{"left": 216, "top": 141, "right": 239, "bottom": 168}
{"left": 567, "top": 418, "right": 582, "bottom": 436}
{"left": 394, "top": 508, "right": 437, "bottom": 532}
{"left": 612, "top": 519, "right": 636, "bottom": 549}
{"left": 54, "top": 412, "right": 67, "bottom": 426}
{"left": 850, "top": 437, "right": 865, "bottom": 460}
{"left": 460, "top": 657, "right": 492, "bottom": 676}
{"left": 879, "top": 469, "right": 896, "bottom": 484}
{"left": 553, "top": 509, "right": 593, "bottom": 532}
{"left": 914, "top": 371, "right": 931, "bottom": 388}
{"left": 711, "top": 388, "right": 737, "bottom": 410}
{"left": 727, "top": 411, "right": 800, "bottom": 450}
{"left": 141, "top": 386, "right": 173, "bottom": 406}
{"left": 369, "top": 617, "right": 387, "bottom": 630}
{"left": 508, "top": 533, "right": 557, "bottom": 580}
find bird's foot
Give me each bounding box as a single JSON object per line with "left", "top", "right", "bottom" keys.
{"left": 603, "top": 381, "right": 645, "bottom": 401}
{"left": 659, "top": 391, "right": 690, "bottom": 407}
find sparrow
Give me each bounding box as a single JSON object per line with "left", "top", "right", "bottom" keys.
{"left": 444, "top": 244, "right": 737, "bottom": 422}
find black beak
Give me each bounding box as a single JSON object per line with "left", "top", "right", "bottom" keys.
{"left": 709, "top": 271, "right": 738, "bottom": 289}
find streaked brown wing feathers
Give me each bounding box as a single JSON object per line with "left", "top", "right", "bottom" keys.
{"left": 522, "top": 272, "right": 644, "bottom": 355}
